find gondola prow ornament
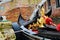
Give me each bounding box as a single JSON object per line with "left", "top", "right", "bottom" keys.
{"left": 28, "top": 7, "right": 46, "bottom": 29}
{"left": 28, "top": 7, "right": 46, "bottom": 33}
{"left": 28, "top": 7, "right": 57, "bottom": 33}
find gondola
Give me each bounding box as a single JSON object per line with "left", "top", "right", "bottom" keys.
{"left": 16, "top": 8, "right": 60, "bottom": 40}
{"left": 13, "top": 5, "right": 60, "bottom": 40}
{"left": 12, "top": 0, "right": 60, "bottom": 40}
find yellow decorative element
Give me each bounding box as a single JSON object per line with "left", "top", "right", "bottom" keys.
{"left": 40, "top": 7, "right": 45, "bottom": 16}
{"left": 28, "top": 24, "right": 32, "bottom": 30}
{"left": 28, "top": 7, "right": 46, "bottom": 30}
{"left": 37, "top": 17, "right": 45, "bottom": 28}
{"left": 37, "top": 7, "right": 45, "bottom": 28}
{"left": 32, "top": 23, "right": 38, "bottom": 30}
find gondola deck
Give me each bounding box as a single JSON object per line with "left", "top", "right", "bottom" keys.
{"left": 21, "top": 27, "right": 60, "bottom": 39}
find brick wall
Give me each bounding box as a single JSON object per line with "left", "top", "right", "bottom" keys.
{"left": 1, "top": 0, "right": 60, "bottom": 22}
{"left": 0, "top": 0, "right": 41, "bottom": 22}
{"left": 0, "top": 0, "right": 41, "bottom": 15}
